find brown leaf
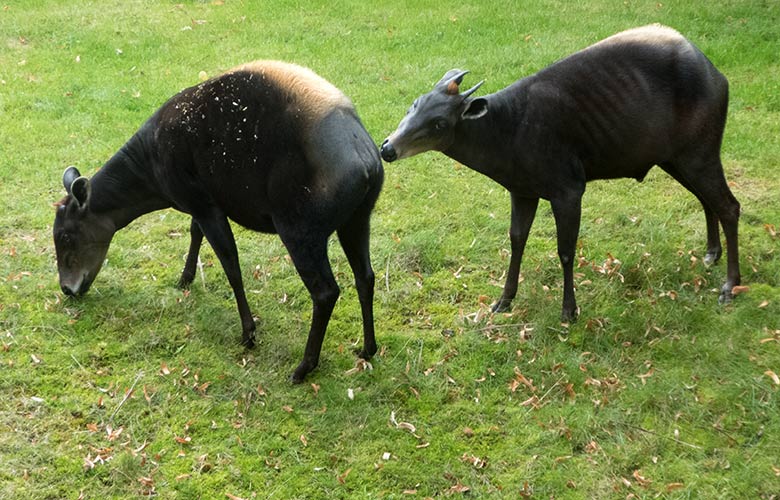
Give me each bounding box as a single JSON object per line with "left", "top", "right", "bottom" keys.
{"left": 106, "top": 426, "right": 123, "bottom": 441}
{"left": 447, "top": 483, "right": 470, "bottom": 494}
{"left": 137, "top": 476, "right": 154, "bottom": 487}
{"left": 311, "top": 383, "right": 320, "bottom": 395}
{"left": 520, "top": 395, "right": 539, "bottom": 408}
{"left": 461, "top": 453, "right": 488, "bottom": 469}
{"left": 632, "top": 469, "right": 651, "bottom": 487}
{"left": 282, "top": 405, "right": 294, "bottom": 413}
{"left": 665, "top": 482, "right": 684, "bottom": 492}
{"left": 637, "top": 367, "right": 655, "bottom": 385}
{"left": 764, "top": 370, "right": 780, "bottom": 386}
{"left": 731, "top": 285, "right": 749, "bottom": 296}
{"left": 225, "top": 494, "right": 246, "bottom": 500}
{"left": 758, "top": 300, "right": 769, "bottom": 308}
{"left": 345, "top": 358, "right": 373, "bottom": 375}
{"left": 300, "top": 434, "right": 308, "bottom": 447}
{"left": 337, "top": 468, "right": 352, "bottom": 484}
{"left": 397, "top": 422, "right": 416, "bottom": 433}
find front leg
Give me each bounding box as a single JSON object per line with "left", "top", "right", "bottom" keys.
{"left": 177, "top": 218, "right": 204, "bottom": 289}
{"left": 550, "top": 191, "right": 583, "bottom": 322}
{"left": 492, "top": 195, "right": 539, "bottom": 312}
{"left": 193, "top": 214, "right": 256, "bottom": 348}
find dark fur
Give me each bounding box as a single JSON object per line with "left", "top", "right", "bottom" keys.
{"left": 381, "top": 25, "right": 740, "bottom": 320}
{"left": 54, "top": 61, "right": 384, "bottom": 382}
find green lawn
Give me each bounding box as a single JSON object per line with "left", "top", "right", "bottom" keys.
{"left": 1, "top": 0, "right": 779, "bottom": 498}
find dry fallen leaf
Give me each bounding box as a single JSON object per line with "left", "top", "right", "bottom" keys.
{"left": 764, "top": 370, "right": 780, "bottom": 386}
{"left": 444, "top": 482, "right": 470, "bottom": 494}
{"left": 345, "top": 358, "right": 373, "bottom": 375}
{"left": 337, "top": 468, "right": 352, "bottom": 484}
{"left": 637, "top": 367, "right": 655, "bottom": 385}
{"left": 632, "top": 469, "right": 651, "bottom": 487}
{"left": 397, "top": 422, "right": 416, "bottom": 433}
{"left": 461, "top": 453, "right": 488, "bottom": 469}
{"left": 731, "top": 285, "right": 749, "bottom": 296}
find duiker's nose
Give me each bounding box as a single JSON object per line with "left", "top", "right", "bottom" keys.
{"left": 61, "top": 284, "right": 77, "bottom": 296}
{"left": 380, "top": 140, "right": 397, "bottom": 162}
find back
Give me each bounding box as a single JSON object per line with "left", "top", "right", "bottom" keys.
{"left": 523, "top": 25, "right": 728, "bottom": 180}
{"left": 149, "top": 61, "right": 371, "bottom": 229}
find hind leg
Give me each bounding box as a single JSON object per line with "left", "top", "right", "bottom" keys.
{"left": 276, "top": 223, "right": 340, "bottom": 383}
{"left": 337, "top": 211, "right": 377, "bottom": 360}
{"left": 663, "top": 159, "right": 740, "bottom": 302}
{"left": 660, "top": 163, "right": 722, "bottom": 265}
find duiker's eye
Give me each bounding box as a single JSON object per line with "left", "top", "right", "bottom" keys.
{"left": 434, "top": 120, "right": 448, "bottom": 131}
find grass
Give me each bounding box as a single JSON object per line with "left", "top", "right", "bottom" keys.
{"left": 1, "top": 0, "right": 779, "bottom": 498}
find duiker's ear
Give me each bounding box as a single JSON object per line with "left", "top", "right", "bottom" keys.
{"left": 462, "top": 97, "right": 488, "bottom": 120}
{"left": 70, "top": 176, "right": 91, "bottom": 208}
{"left": 63, "top": 166, "right": 81, "bottom": 194}
{"left": 436, "top": 69, "right": 469, "bottom": 91}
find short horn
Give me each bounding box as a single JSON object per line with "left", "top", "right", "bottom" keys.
{"left": 461, "top": 80, "right": 484, "bottom": 98}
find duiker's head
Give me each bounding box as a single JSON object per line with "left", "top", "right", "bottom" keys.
{"left": 380, "top": 69, "right": 486, "bottom": 162}
{"left": 53, "top": 166, "right": 114, "bottom": 296}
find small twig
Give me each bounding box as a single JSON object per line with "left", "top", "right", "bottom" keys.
{"left": 385, "top": 255, "right": 391, "bottom": 292}
{"left": 70, "top": 353, "right": 85, "bottom": 370}
{"left": 465, "top": 323, "right": 532, "bottom": 333}
{"left": 523, "top": 375, "right": 566, "bottom": 414}
{"left": 109, "top": 371, "right": 144, "bottom": 421}
{"left": 197, "top": 255, "right": 206, "bottom": 290}
{"left": 623, "top": 423, "right": 703, "bottom": 450}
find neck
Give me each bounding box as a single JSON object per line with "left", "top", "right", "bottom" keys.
{"left": 90, "top": 130, "right": 170, "bottom": 230}
{"left": 443, "top": 89, "right": 522, "bottom": 185}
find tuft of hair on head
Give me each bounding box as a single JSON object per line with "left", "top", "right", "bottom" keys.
{"left": 446, "top": 80, "right": 460, "bottom": 95}
{"left": 53, "top": 197, "right": 68, "bottom": 208}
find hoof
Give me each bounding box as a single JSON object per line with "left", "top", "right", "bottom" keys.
{"left": 561, "top": 307, "right": 579, "bottom": 323}
{"left": 718, "top": 290, "right": 733, "bottom": 305}
{"left": 354, "top": 346, "right": 376, "bottom": 360}
{"left": 491, "top": 298, "right": 512, "bottom": 313}
{"left": 241, "top": 333, "right": 256, "bottom": 349}
{"left": 290, "top": 360, "right": 317, "bottom": 384}
{"left": 703, "top": 251, "right": 721, "bottom": 267}
{"left": 177, "top": 272, "right": 195, "bottom": 289}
